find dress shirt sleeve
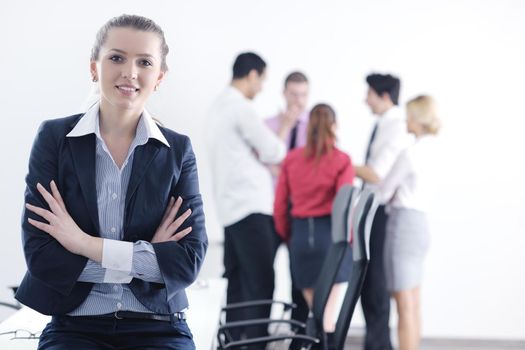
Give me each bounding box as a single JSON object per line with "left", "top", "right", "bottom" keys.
{"left": 368, "top": 119, "right": 411, "bottom": 181}
{"left": 336, "top": 153, "right": 356, "bottom": 190}
{"left": 77, "top": 259, "right": 106, "bottom": 283}
{"left": 130, "top": 240, "right": 163, "bottom": 283}
{"left": 273, "top": 155, "right": 291, "bottom": 241}
{"left": 102, "top": 238, "right": 133, "bottom": 271}
{"left": 237, "top": 107, "right": 286, "bottom": 164}
{"left": 378, "top": 149, "right": 413, "bottom": 203}
{"left": 76, "top": 260, "right": 132, "bottom": 284}
{"left": 76, "top": 240, "right": 163, "bottom": 284}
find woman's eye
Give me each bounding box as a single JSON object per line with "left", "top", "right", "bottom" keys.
{"left": 109, "top": 55, "right": 123, "bottom": 63}
{"left": 140, "top": 60, "right": 153, "bottom": 67}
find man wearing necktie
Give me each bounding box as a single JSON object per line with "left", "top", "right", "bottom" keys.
{"left": 355, "top": 73, "right": 411, "bottom": 350}
{"left": 265, "top": 71, "right": 311, "bottom": 335}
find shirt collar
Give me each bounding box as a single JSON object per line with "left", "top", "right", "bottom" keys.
{"left": 227, "top": 85, "right": 248, "bottom": 101}
{"left": 381, "top": 105, "right": 402, "bottom": 121}
{"left": 377, "top": 105, "right": 403, "bottom": 127}
{"left": 66, "top": 102, "right": 170, "bottom": 147}
{"left": 298, "top": 110, "right": 309, "bottom": 123}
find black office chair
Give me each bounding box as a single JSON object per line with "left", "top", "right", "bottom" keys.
{"left": 304, "top": 185, "right": 358, "bottom": 349}
{"left": 216, "top": 185, "right": 357, "bottom": 350}
{"left": 330, "top": 189, "right": 378, "bottom": 350}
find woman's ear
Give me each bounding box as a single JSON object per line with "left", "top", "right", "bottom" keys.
{"left": 90, "top": 61, "right": 98, "bottom": 82}
{"left": 155, "top": 71, "right": 166, "bottom": 90}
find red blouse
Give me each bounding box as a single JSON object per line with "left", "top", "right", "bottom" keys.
{"left": 273, "top": 146, "right": 355, "bottom": 241}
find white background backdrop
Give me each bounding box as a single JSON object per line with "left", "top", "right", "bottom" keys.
{"left": 1, "top": 0, "right": 524, "bottom": 340}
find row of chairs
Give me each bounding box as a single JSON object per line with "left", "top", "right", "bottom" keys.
{"left": 216, "top": 185, "right": 379, "bottom": 350}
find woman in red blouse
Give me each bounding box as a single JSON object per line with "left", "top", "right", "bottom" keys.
{"left": 274, "top": 103, "right": 355, "bottom": 332}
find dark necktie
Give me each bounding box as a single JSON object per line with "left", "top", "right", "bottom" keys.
{"left": 288, "top": 123, "right": 299, "bottom": 150}
{"left": 364, "top": 122, "right": 378, "bottom": 164}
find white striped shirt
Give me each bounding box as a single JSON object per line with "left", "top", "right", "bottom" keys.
{"left": 66, "top": 102, "right": 170, "bottom": 315}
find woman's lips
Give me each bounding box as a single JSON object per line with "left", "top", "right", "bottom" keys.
{"left": 116, "top": 85, "right": 139, "bottom": 96}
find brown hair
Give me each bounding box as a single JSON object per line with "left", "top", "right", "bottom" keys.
{"left": 91, "top": 14, "right": 170, "bottom": 72}
{"left": 305, "top": 103, "right": 337, "bottom": 161}
{"left": 406, "top": 95, "right": 441, "bottom": 135}
{"left": 284, "top": 71, "right": 308, "bottom": 88}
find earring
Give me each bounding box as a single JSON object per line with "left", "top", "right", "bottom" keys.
{"left": 92, "top": 76, "right": 98, "bottom": 82}
{"left": 154, "top": 85, "right": 159, "bottom": 91}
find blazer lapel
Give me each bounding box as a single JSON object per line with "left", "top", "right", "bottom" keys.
{"left": 68, "top": 134, "right": 100, "bottom": 234}
{"left": 125, "top": 141, "right": 160, "bottom": 208}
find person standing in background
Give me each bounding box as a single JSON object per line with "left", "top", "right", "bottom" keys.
{"left": 266, "top": 71, "right": 310, "bottom": 183}
{"left": 265, "top": 71, "right": 311, "bottom": 330}
{"left": 206, "top": 52, "right": 292, "bottom": 346}
{"left": 380, "top": 95, "right": 440, "bottom": 350}
{"left": 355, "top": 73, "right": 412, "bottom": 350}
{"left": 274, "top": 103, "right": 355, "bottom": 338}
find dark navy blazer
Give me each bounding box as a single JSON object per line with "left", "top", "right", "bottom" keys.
{"left": 15, "top": 114, "right": 208, "bottom": 315}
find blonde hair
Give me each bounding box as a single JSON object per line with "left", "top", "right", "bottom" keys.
{"left": 406, "top": 95, "right": 441, "bottom": 135}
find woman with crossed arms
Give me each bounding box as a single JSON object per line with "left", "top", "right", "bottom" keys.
{"left": 16, "top": 14, "right": 207, "bottom": 349}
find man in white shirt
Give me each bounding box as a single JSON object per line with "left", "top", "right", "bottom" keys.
{"left": 206, "top": 52, "right": 292, "bottom": 345}
{"left": 355, "top": 73, "right": 411, "bottom": 350}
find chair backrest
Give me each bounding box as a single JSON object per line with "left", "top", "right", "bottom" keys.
{"left": 332, "top": 189, "right": 378, "bottom": 350}
{"left": 310, "top": 185, "right": 357, "bottom": 334}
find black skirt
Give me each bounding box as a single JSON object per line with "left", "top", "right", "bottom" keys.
{"left": 289, "top": 215, "right": 352, "bottom": 289}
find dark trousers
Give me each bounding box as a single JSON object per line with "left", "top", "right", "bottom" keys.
{"left": 224, "top": 213, "right": 275, "bottom": 345}
{"left": 38, "top": 315, "right": 194, "bottom": 349}
{"left": 360, "top": 205, "right": 393, "bottom": 350}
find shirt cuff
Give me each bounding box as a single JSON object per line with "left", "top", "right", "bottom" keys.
{"left": 103, "top": 269, "right": 133, "bottom": 283}
{"left": 102, "top": 238, "right": 133, "bottom": 272}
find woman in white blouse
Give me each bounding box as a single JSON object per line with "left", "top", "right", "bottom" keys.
{"left": 379, "top": 95, "right": 441, "bottom": 350}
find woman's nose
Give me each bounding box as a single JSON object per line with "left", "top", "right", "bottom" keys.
{"left": 121, "top": 63, "right": 138, "bottom": 80}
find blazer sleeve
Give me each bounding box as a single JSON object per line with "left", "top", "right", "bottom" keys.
{"left": 152, "top": 136, "right": 208, "bottom": 301}
{"left": 22, "top": 121, "right": 88, "bottom": 296}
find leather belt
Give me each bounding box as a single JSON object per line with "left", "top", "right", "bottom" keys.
{"left": 90, "top": 311, "right": 186, "bottom": 322}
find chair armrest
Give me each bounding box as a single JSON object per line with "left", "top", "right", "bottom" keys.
{"left": 223, "top": 334, "right": 319, "bottom": 349}
{"left": 218, "top": 318, "right": 306, "bottom": 332}
{"left": 221, "top": 299, "right": 296, "bottom": 312}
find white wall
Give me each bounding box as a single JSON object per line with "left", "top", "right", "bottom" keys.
{"left": 1, "top": 0, "right": 524, "bottom": 340}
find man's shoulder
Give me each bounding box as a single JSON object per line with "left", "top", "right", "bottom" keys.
{"left": 383, "top": 106, "right": 405, "bottom": 122}
{"left": 210, "top": 88, "right": 255, "bottom": 118}
{"left": 379, "top": 108, "right": 406, "bottom": 132}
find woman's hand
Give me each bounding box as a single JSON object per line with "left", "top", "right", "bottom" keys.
{"left": 25, "top": 181, "right": 101, "bottom": 260}
{"left": 151, "top": 196, "right": 192, "bottom": 243}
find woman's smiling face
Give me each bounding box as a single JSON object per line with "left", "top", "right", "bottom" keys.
{"left": 91, "top": 27, "right": 165, "bottom": 114}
